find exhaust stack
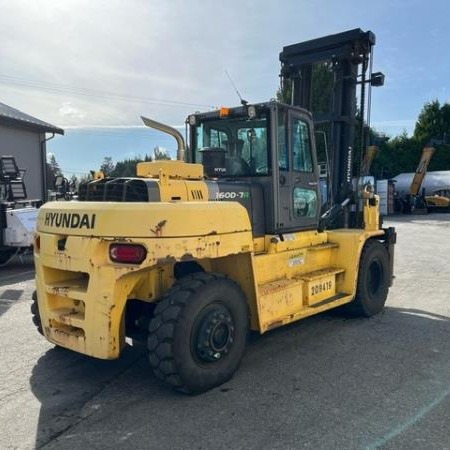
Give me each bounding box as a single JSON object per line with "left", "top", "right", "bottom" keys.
{"left": 141, "top": 116, "right": 186, "bottom": 161}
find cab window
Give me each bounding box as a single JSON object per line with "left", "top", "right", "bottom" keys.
{"left": 277, "top": 108, "right": 288, "bottom": 170}
{"left": 292, "top": 118, "right": 313, "bottom": 172}
{"left": 194, "top": 115, "right": 269, "bottom": 177}
{"left": 293, "top": 187, "right": 318, "bottom": 217}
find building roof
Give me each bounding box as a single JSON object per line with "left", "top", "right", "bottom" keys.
{"left": 0, "top": 102, "right": 64, "bottom": 135}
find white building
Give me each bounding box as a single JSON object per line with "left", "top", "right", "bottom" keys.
{"left": 0, "top": 102, "right": 64, "bottom": 201}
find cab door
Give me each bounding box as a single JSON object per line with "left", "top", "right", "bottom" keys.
{"left": 277, "top": 108, "right": 320, "bottom": 232}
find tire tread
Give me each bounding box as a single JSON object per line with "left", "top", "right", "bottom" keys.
{"left": 147, "top": 272, "right": 245, "bottom": 394}
{"left": 31, "top": 290, "right": 44, "bottom": 335}
{"left": 346, "top": 239, "right": 389, "bottom": 317}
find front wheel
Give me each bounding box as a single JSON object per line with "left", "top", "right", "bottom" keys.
{"left": 147, "top": 272, "right": 248, "bottom": 394}
{"left": 346, "top": 240, "right": 390, "bottom": 317}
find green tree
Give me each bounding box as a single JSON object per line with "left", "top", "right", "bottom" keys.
{"left": 311, "top": 62, "right": 334, "bottom": 114}
{"left": 111, "top": 154, "right": 152, "bottom": 177}
{"left": 277, "top": 68, "right": 450, "bottom": 178}
{"left": 276, "top": 62, "right": 334, "bottom": 112}
{"left": 48, "top": 154, "right": 62, "bottom": 177}
{"left": 412, "top": 100, "right": 450, "bottom": 171}
{"left": 99, "top": 156, "right": 115, "bottom": 177}
{"left": 371, "top": 132, "right": 420, "bottom": 179}
{"left": 276, "top": 79, "right": 292, "bottom": 104}
{"left": 154, "top": 147, "right": 171, "bottom": 160}
{"left": 414, "top": 100, "right": 445, "bottom": 144}
{"left": 69, "top": 174, "right": 78, "bottom": 191}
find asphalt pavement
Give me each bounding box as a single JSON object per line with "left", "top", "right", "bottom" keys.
{"left": 1, "top": 215, "right": 449, "bottom": 449}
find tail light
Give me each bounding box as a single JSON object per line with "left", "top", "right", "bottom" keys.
{"left": 109, "top": 244, "right": 147, "bottom": 264}
{"left": 34, "top": 234, "right": 40, "bottom": 252}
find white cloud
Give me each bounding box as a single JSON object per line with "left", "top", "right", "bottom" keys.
{"left": 1, "top": 0, "right": 448, "bottom": 138}
{"left": 0, "top": 0, "right": 335, "bottom": 128}
{"left": 59, "top": 102, "right": 86, "bottom": 120}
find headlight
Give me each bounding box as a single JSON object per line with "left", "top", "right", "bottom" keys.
{"left": 188, "top": 114, "right": 197, "bottom": 126}
{"left": 247, "top": 105, "right": 256, "bottom": 119}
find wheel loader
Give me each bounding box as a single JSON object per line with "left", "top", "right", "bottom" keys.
{"left": 32, "top": 28, "right": 396, "bottom": 393}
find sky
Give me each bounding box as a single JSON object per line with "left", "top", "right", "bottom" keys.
{"left": 1, "top": 0, "right": 449, "bottom": 177}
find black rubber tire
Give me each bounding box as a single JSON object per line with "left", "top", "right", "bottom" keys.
{"left": 147, "top": 272, "right": 248, "bottom": 394}
{"left": 31, "top": 290, "right": 44, "bottom": 335}
{"left": 346, "top": 240, "right": 390, "bottom": 317}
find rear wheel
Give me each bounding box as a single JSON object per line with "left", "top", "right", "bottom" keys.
{"left": 346, "top": 240, "right": 390, "bottom": 317}
{"left": 31, "top": 290, "right": 43, "bottom": 335}
{"left": 147, "top": 272, "right": 248, "bottom": 394}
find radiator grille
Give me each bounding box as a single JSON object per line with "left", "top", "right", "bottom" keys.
{"left": 78, "top": 178, "right": 150, "bottom": 202}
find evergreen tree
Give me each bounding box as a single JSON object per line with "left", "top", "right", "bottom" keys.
{"left": 410, "top": 100, "right": 450, "bottom": 172}
{"left": 276, "top": 62, "right": 334, "bottom": 112}
{"left": 48, "top": 154, "right": 62, "bottom": 177}
{"left": 276, "top": 72, "right": 450, "bottom": 177}
{"left": 69, "top": 174, "right": 78, "bottom": 191}
{"left": 413, "top": 100, "right": 446, "bottom": 144}
{"left": 154, "top": 147, "right": 171, "bottom": 160}
{"left": 99, "top": 156, "right": 115, "bottom": 177}
{"left": 111, "top": 154, "right": 153, "bottom": 177}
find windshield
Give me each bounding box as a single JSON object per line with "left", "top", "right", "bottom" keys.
{"left": 193, "top": 115, "right": 269, "bottom": 177}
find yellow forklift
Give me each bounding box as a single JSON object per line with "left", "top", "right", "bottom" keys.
{"left": 33, "top": 29, "right": 396, "bottom": 393}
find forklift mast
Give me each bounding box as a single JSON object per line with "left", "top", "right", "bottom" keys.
{"left": 280, "top": 28, "right": 382, "bottom": 208}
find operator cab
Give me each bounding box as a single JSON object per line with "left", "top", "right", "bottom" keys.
{"left": 188, "top": 101, "right": 321, "bottom": 235}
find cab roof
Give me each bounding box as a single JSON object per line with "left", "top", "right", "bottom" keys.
{"left": 187, "top": 101, "right": 312, "bottom": 123}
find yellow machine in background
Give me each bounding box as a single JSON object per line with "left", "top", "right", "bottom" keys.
{"left": 89, "top": 170, "right": 105, "bottom": 180}
{"left": 361, "top": 145, "right": 379, "bottom": 176}
{"left": 409, "top": 146, "right": 435, "bottom": 197}
{"left": 32, "top": 29, "right": 396, "bottom": 394}
{"left": 395, "top": 146, "right": 436, "bottom": 214}
{"left": 425, "top": 188, "right": 450, "bottom": 211}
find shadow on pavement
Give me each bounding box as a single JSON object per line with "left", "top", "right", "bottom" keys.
{"left": 0, "top": 288, "right": 25, "bottom": 318}
{"left": 0, "top": 257, "right": 35, "bottom": 287}
{"left": 30, "top": 344, "right": 146, "bottom": 448}
{"left": 0, "top": 257, "right": 34, "bottom": 317}
{"left": 30, "top": 307, "right": 450, "bottom": 449}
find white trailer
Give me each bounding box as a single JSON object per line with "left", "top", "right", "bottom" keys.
{"left": 0, "top": 156, "right": 39, "bottom": 265}
{"left": 0, "top": 204, "right": 38, "bottom": 264}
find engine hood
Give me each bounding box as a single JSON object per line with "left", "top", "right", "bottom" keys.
{"left": 37, "top": 201, "right": 252, "bottom": 238}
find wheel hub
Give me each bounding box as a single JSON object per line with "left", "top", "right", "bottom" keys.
{"left": 195, "top": 306, "right": 235, "bottom": 363}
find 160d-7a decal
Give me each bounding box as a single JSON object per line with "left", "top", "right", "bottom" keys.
{"left": 214, "top": 191, "right": 250, "bottom": 200}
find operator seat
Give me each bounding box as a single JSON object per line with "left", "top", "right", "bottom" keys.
{"left": 225, "top": 139, "right": 250, "bottom": 176}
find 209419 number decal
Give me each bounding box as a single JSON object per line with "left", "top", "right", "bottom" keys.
{"left": 310, "top": 280, "right": 333, "bottom": 296}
